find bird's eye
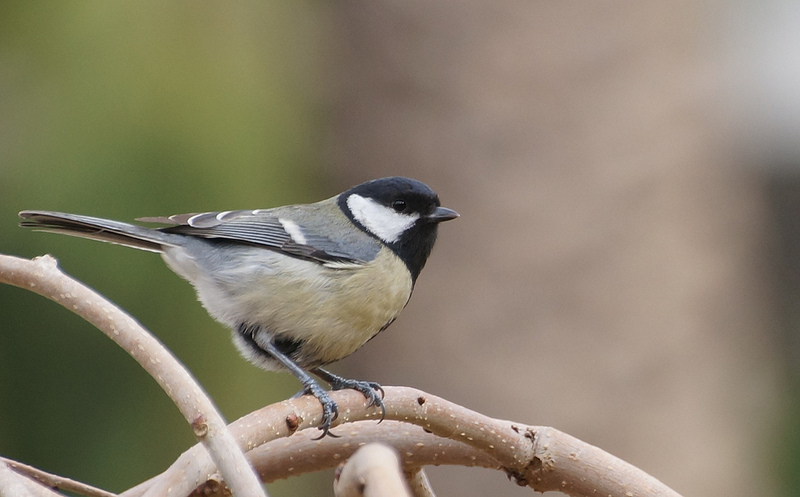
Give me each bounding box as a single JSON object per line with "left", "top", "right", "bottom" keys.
{"left": 391, "top": 199, "right": 407, "bottom": 212}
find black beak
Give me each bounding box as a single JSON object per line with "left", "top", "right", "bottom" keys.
{"left": 427, "top": 206, "right": 459, "bottom": 223}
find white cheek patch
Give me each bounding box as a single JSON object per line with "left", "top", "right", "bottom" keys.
{"left": 347, "top": 194, "right": 420, "bottom": 243}
{"left": 279, "top": 218, "right": 307, "bottom": 245}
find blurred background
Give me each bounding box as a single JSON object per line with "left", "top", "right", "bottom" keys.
{"left": 1, "top": 1, "right": 799, "bottom": 496}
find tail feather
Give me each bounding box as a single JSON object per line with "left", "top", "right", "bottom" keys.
{"left": 19, "top": 211, "right": 180, "bottom": 253}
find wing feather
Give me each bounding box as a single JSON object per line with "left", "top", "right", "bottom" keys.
{"left": 138, "top": 210, "right": 364, "bottom": 265}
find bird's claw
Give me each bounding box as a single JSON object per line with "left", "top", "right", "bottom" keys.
{"left": 297, "top": 374, "right": 387, "bottom": 437}
{"left": 300, "top": 383, "right": 341, "bottom": 439}
{"left": 328, "top": 377, "right": 387, "bottom": 423}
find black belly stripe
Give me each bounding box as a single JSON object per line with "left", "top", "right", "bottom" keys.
{"left": 272, "top": 335, "right": 304, "bottom": 357}
{"left": 237, "top": 323, "right": 263, "bottom": 354}
{"left": 236, "top": 323, "right": 305, "bottom": 360}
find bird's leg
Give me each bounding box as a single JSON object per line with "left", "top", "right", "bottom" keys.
{"left": 256, "top": 340, "right": 340, "bottom": 438}
{"left": 312, "top": 368, "right": 386, "bottom": 422}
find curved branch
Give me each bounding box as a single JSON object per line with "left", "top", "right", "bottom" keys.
{"left": 0, "top": 457, "right": 115, "bottom": 497}
{"left": 155, "top": 421, "right": 490, "bottom": 497}
{"left": 126, "top": 388, "right": 682, "bottom": 497}
{"left": 246, "top": 420, "right": 496, "bottom": 483}
{"left": 1, "top": 252, "right": 682, "bottom": 497}
{"left": 0, "top": 460, "right": 63, "bottom": 497}
{"left": 0, "top": 254, "right": 266, "bottom": 497}
{"left": 405, "top": 469, "right": 436, "bottom": 497}
{"left": 333, "top": 443, "right": 411, "bottom": 497}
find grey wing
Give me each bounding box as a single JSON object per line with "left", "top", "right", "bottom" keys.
{"left": 137, "top": 209, "right": 368, "bottom": 265}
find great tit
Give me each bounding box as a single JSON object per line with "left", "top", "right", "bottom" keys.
{"left": 19, "top": 176, "right": 458, "bottom": 436}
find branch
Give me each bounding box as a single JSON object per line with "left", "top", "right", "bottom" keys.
{"left": 333, "top": 443, "right": 411, "bottom": 497}
{"left": 125, "top": 388, "right": 682, "bottom": 497}
{"left": 0, "top": 460, "right": 36, "bottom": 497}
{"left": 405, "top": 469, "right": 436, "bottom": 497}
{"left": 246, "top": 421, "right": 494, "bottom": 485}
{"left": 173, "top": 421, "right": 488, "bottom": 497}
{"left": 0, "top": 254, "right": 266, "bottom": 497}
{"left": 0, "top": 457, "right": 115, "bottom": 497}
{"left": 2, "top": 252, "right": 683, "bottom": 497}
{"left": 0, "top": 460, "right": 64, "bottom": 497}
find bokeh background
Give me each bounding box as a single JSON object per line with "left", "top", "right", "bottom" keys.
{"left": 2, "top": 1, "right": 800, "bottom": 496}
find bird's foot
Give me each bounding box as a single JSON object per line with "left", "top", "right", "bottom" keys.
{"left": 298, "top": 382, "right": 340, "bottom": 439}
{"left": 322, "top": 373, "right": 386, "bottom": 422}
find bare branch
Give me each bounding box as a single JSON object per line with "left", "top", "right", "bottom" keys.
{"left": 405, "top": 469, "right": 436, "bottom": 497}
{"left": 125, "top": 388, "right": 682, "bottom": 497}
{"left": 0, "top": 461, "right": 37, "bottom": 497}
{"left": 526, "top": 426, "right": 680, "bottom": 496}
{"left": 246, "top": 421, "right": 496, "bottom": 483}
{"left": 0, "top": 457, "right": 115, "bottom": 497}
{"left": 333, "top": 443, "right": 411, "bottom": 497}
{"left": 175, "top": 423, "right": 478, "bottom": 497}
{"left": 1, "top": 252, "right": 682, "bottom": 497}
{"left": 0, "top": 254, "right": 266, "bottom": 497}
{"left": 0, "top": 460, "right": 64, "bottom": 497}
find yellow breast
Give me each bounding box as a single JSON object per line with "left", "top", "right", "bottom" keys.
{"left": 240, "top": 246, "right": 413, "bottom": 366}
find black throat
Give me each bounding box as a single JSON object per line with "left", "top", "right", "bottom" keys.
{"left": 386, "top": 221, "right": 439, "bottom": 284}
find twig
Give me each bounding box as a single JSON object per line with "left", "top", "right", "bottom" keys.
{"left": 0, "top": 460, "right": 36, "bottom": 497}
{"left": 333, "top": 443, "right": 411, "bottom": 497}
{"left": 405, "top": 469, "right": 436, "bottom": 497}
{"left": 0, "top": 457, "right": 115, "bottom": 497}
{"left": 124, "top": 388, "right": 682, "bottom": 497}
{"left": 0, "top": 460, "right": 64, "bottom": 497}
{"left": 247, "top": 420, "right": 496, "bottom": 483}
{"left": 179, "top": 421, "right": 489, "bottom": 497}
{"left": 0, "top": 254, "right": 266, "bottom": 497}
{"left": 1, "top": 252, "right": 683, "bottom": 497}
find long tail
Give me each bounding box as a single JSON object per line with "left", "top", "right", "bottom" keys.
{"left": 19, "top": 211, "right": 183, "bottom": 253}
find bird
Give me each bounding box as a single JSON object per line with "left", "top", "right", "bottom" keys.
{"left": 19, "top": 176, "right": 458, "bottom": 436}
